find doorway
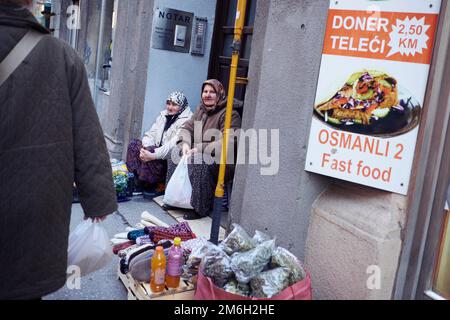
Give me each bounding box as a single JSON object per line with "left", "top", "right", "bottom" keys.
{"left": 209, "top": 0, "right": 257, "bottom": 116}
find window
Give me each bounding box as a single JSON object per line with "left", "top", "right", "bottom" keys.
{"left": 76, "top": 0, "right": 115, "bottom": 105}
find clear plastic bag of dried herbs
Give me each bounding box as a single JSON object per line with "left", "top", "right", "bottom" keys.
{"left": 231, "top": 240, "right": 276, "bottom": 283}
{"left": 201, "top": 250, "right": 234, "bottom": 288}
{"left": 219, "top": 224, "right": 256, "bottom": 255}
{"left": 250, "top": 267, "right": 290, "bottom": 298}
{"left": 270, "top": 246, "right": 306, "bottom": 285}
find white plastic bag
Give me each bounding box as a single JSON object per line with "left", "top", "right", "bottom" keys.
{"left": 164, "top": 155, "right": 194, "bottom": 209}
{"left": 67, "top": 220, "right": 113, "bottom": 277}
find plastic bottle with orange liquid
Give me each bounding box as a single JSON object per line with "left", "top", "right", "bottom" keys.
{"left": 150, "top": 246, "right": 166, "bottom": 293}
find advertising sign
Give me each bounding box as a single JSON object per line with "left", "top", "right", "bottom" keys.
{"left": 305, "top": 0, "right": 442, "bottom": 195}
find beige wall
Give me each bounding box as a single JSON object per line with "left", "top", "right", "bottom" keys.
{"left": 305, "top": 182, "right": 407, "bottom": 299}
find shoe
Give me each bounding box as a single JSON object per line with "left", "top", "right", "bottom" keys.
{"left": 126, "top": 174, "right": 135, "bottom": 197}
{"left": 183, "top": 211, "right": 204, "bottom": 220}
{"left": 162, "top": 204, "right": 177, "bottom": 211}
{"left": 132, "top": 179, "right": 144, "bottom": 195}
{"left": 143, "top": 189, "right": 157, "bottom": 200}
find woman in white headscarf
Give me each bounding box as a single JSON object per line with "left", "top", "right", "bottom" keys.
{"left": 126, "top": 92, "right": 193, "bottom": 191}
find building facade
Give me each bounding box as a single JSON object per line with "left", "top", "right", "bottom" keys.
{"left": 48, "top": 0, "right": 449, "bottom": 300}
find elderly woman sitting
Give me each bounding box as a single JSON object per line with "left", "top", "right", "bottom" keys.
{"left": 126, "top": 92, "right": 193, "bottom": 193}
{"left": 167, "top": 79, "right": 241, "bottom": 219}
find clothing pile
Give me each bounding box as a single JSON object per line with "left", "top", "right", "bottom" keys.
{"left": 111, "top": 212, "right": 197, "bottom": 282}
{"left": 185, "top": 224, "right": 307, "bottom": 299}
{"left": 111, "top": 159, "right": 134, "bottom": 202}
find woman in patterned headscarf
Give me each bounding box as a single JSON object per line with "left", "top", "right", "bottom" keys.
{"left": 166, "top": 79, "right": 241, "bottom": 219}
{"left": 126, "top": 92, "right": 193, "bottom": 192}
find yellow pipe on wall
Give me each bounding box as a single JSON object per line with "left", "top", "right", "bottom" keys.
{"left": 215, "top": 0, "right": 248, "bottom": 198}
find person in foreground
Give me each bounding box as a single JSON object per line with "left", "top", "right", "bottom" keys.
{"left": 0, "top": 0, "right": 118, "bottom": 300}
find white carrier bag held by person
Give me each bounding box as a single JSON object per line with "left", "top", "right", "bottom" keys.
{"left": 67, "top": 220, "right": 113, "bottom": 277}
{"left": 164, "top": 155, "right": 194, "bottom": 209}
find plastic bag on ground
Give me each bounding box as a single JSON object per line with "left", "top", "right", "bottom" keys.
{"left": 67, "top": 220, "right": 113, "bottom": 277}
{"left": 250, "top": 268, "right": 290, "bottom": 298}
{"left": 219, "top": 224, "right": 255, "bottom": 255}
{"left": 201, "top": 250, "right": 234, "bottom": 288}
{"left": 270, "top": 246, "right": 306, "bottom": 285}
{"left": 163, "top": 155, "right": 193, "bottom": 209}
{"left": 252, "top": 230, "right": 273, "bottom": 245}
{"left": 231, "top": 240, "right": 276, "bottom": 283}
{"left": 182, "top": 241, "right": 222, "bottom": 280}
{"left": 223, "top": 280, "right": 250, "bottom": 297}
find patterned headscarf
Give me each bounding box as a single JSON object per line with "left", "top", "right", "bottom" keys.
{"left": 201, "top": 79, "right": 226, "bottom": 111}
{"left": 167, "top": 91, "right": 189, "bottom": 114}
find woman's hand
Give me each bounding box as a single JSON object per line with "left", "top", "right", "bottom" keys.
{"left": 84, "top": 215, "right": 108, "bottom": 223}
{"left": 140, "top": 148, "right": 156, "bottom": 162}
{"left": 182, "top": 144, "right": 198, "bottom": 157}
{"left": 182, "top": 144, "right": 191, "bottom": 157}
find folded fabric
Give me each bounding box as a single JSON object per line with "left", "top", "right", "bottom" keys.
{"left": 135, "top": 223, "right": 146, "bottom": 229}
{"left": 111, "top": 238, "right": 131, "bottom": 246}
{"left": 120, "top": 244, "right": 154, "bottom": 274}
{"left": 114, "top": 232, "right": 129, "bottom": 240}
{"left": 141, "top": 211, "right": 169, "bottom": 227}
{"left": 140, "top": 219, "right": 156, "bottom": 228}
{"left": 127, "top": 229, "right": 146, "bottom": 241}
{"left": 129, "top": 248, "right": 170, "bottom": 282}
{"left": 113, "top": 241, "right": 135, "bottom": 255}
{"left": 129, "top": 249, "right": 155, "bottom": 272}
{"left": 144, "top": 221, "right": 196, "bottom": 243}
{"left": 118, "top": 244, "right": 141, "bottom": 259}
{"left": 120, "top": 241, "right": 173, "bottom": 274}
{"left": 136, "top": 235, "right": 153, "bottom": 246}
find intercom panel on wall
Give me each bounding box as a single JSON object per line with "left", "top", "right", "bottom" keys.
{"left": 191, "top": 17, "right": 208, "bottom": 56}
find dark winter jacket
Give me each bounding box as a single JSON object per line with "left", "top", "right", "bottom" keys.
{"left": 0, "top": 4, "right": 118, "bottom": 299}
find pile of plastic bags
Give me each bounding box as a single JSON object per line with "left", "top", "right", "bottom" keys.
{"left": 184, "top": 224, "right": 307, "bottom": 299}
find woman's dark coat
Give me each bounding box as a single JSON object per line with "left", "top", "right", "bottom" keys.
{"left": 0, "top": 4, "right": 117, "bottom": 299}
